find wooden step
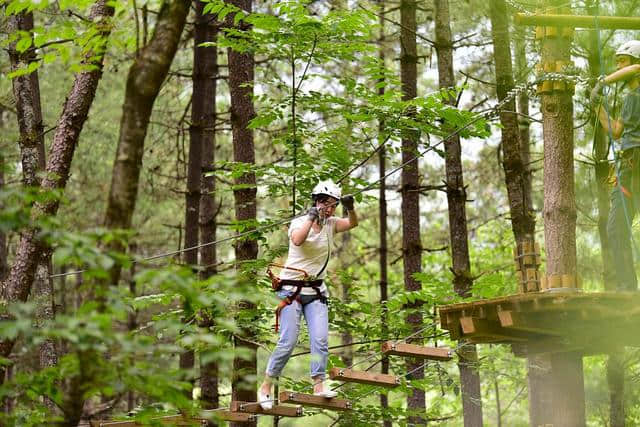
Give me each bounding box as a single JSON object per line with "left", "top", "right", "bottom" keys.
{"left": 203, "top": 410, "right": 257, "bottom": 423}
{"left": 279, "top": 390, "right": 352, "bottom": 411}
{"left": 90, "top": 414, "right": 205, "bottom": 426}
{"left": 329, "top": 367, "right": 400, "bottom": 388}
{"left": 230, "top": 400, "right": 303, "bottom": 417}
{"left": 381, "top": 341, "right": 453, "bottom": 361}
{"left": 90, "top": 410, "right": 255, "bottom": 426}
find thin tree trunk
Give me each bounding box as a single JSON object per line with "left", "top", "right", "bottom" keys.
{"left": 103, "top": 0, "right": 190, "bottom": 284}
{"left": 180, "top": 0, "right": 212, "bottom": 383}
{"left": 226, "top": 1, "right": 258, "bottom": 426}
{"left": 435, "top": 1, "right": 482, "bottom": 426}
{"left": 8, "top": 15, "right": 59, "bottom": 410}
{"left": 377, "top": 2, "right": 390, "bottom": 425}
{"left": 584, "top": 1, "right": 623, "bottom": 424}
{"left": 0, "top": 0, "right": 115, "bottom": 382}
{"left": 0, "top": 151, "right": 6, "bottom": 282}
{"left": 194, "top": 0, "right": 220, "bottom": 409}
{"left": 488, "top": 2, "right": 545, "bottom": 425}
{"left": 399, "top": 1, "right": 425, "bottom": 423}
{"left": 538, "top": 1, "right": 584, "bottom": 425}
{"left": 339, "top": 210, "right": 353, "bottom": 367}
{"left": 489, "top": 0, "right": 535, "bottom": 250}
{"left": 127, "top": 245, "right": 137, "bottom": 412}
{"left": 513, "top": 34, "right": 533, "bottom": 208}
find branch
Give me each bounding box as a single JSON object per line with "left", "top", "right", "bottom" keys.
{"left": 358, "top": 4, "right": 435, "bottom": 47}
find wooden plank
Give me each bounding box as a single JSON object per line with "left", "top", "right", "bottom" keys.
{"left": 498, "top": 310, "right": 564, "bottom": 336}
{"left": 90, "top": 415, "right": 205, "bottom": 426}
{"left": 459, "top": 316, "right": 540, "bottom": 342}
{"left": 202, "top": 410, "right": 256, "bottom": 423}
{"left": 329, "top": 367, "right": 400, "bottom": 388}
{"left": 230, "top": 401, "right": 303, "bottom": 417}
{"left": 278, "top": 391, "right": 352, "bottom": 411}
{"left": 381, "top": 342, "right": 452, "bottom": 361}
{"left": 91, "top": 422, "right": 138, "bottom": 427}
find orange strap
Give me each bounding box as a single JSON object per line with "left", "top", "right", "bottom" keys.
{"left": 274, "top": 297, "right": 295, "bottom": 332}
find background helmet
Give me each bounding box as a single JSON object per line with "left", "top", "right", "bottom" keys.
{"left": 311, "top": 180, "right": 341, "bottom": 201}
{"left": 615, "top": 40, "right": 640, "bottom": 60}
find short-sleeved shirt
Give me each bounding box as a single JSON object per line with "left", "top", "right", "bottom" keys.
{"left": 620, "top": 87, "right": 640, "bottom": 151}
{"left": 279, "top": 216, "right": 336, "bottom": 295}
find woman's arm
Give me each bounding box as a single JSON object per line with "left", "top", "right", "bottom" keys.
{"left": 335, "top": 210, "right": 358, "bottom": 233}
{"left": 291, "top": 208, "right": 319, "bottom": 246}
{"left": 604, "top": 64, "right": 640, "bottom": 85}
{"left": 593, "top": 65, "right": 640, "bottom": 138}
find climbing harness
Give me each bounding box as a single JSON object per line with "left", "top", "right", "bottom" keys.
{"left": 268, "top": 256, "right": 330, "bottom": 333}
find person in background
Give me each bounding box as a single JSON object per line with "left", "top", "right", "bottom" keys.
{"left": 592, "top": 40, "right": 640, "bottom": 290}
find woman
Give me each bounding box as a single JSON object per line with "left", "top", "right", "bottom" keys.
{"left": 258, "top": 179, "right": 358, "bottom": 409}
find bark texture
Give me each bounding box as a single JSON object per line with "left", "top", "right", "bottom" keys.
{"left": 226, "top": 1, "right": 258, "bottom": 425}
{"left": 399, "top": 0, "right": 425, "bottom": 423}
{"left": 489, "top": 0, "right": 535, "bottom": 248}
{"left": 538, "top": 2, "right": 584, "bottom": 425}
{"left": 103, "top": 0, "right": 190, "bottom": 282}
{"left": 514, "top": 35, "right": 533, "bottom": 209}
{"left": 193, "top": 0, "right": 220, "bottom": 408}
{"left": 7, "top": 12, "right": 46, "bottom": 188}
{"left": 435, "top": 1, "right": 482, "bottom": 425}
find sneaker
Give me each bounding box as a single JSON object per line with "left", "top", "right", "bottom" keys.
{"left": 313, "top": 389, "right": 338, "bottom": 398}
{"left": 258, "top": 389, "right": 273, "bottom": 410}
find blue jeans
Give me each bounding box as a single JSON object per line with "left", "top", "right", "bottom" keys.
{"left": 265, "top": 291, "right": 329, "bottom": 378}
{"left": 608, "top": 153, "right": 639, "bottom": 291}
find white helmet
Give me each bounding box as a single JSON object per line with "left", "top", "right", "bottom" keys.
{"left": 615, "top": 40, "right": 640, "bottom": 60}
{"left": 311, "top": 180, "right": 341, "bottom": 201}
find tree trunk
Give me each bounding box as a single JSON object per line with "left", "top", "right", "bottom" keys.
{"left": 489, "top": 0, "right": 535, "bottom": 248}
{"left": 488, "top": 2, "right": 546, "bottom": 424}
{"left": 179, "top": 0, "right": 215, "bottom": 384}
{"left": 513, "top": 34, "right": 533, "bottom": 209}
{"left": 103, "top": 0, "right": 190, "bottom": 283}
{"left": 193, "top": 0, "right": 220, "bottom": 408}
{"left": 226, "top": 1, "right": 258, "bottom": 426}
{"left": 538, "top": 2, "right": 585, "bottom": 425}
{"left": 377, "top": 2, "right": 391, "bottom": 425}
{"left": 0, "top": 150, "right": 6, "bottom": 282}
{"left": 0, "top": 0, "right": 114, "bottom": 377}
{"left": 435, "top": 1, "right": 483, "bottom": 425}
{"left": 399, "top": 1, "right": 425, "bottom": 423}
{"left": 8, "top": 14, "right": 58, "bottom": 406}
{"left": 7, "top": 12, "right": 45, "bottom": 188}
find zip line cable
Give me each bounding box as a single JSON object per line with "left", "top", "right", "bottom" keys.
{"left": 49, "top": 84, "right": 530, "bottom": 280}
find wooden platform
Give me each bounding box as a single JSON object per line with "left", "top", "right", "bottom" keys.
{"left": 279, "top": 390, "right": 352, "bottom": 411}
{"left": 381, "top": 342, "right": 452, "bottom": 361}
{"left": 439, "top": 291, "right": 640, "bottom": 356}
{"left": 231, "top": 400, "right": 303, "bottom": 417}
{"left": 329, "top": 367, "right": 400, "bottom": 388}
